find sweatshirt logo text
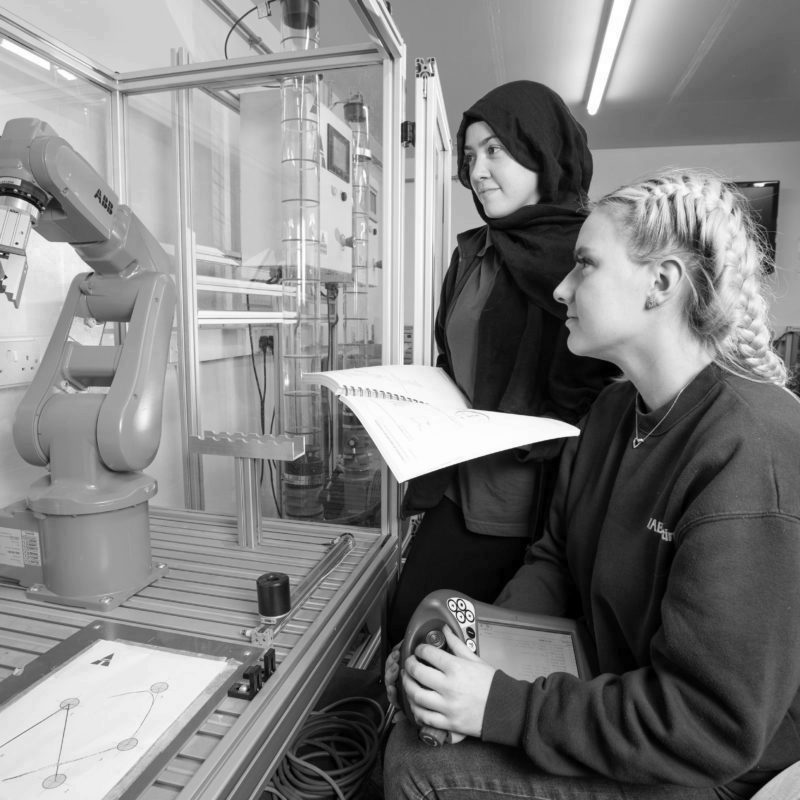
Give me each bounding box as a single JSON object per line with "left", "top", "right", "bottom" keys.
{"left": 647, "top": 517, "right": 674, "bottom": 542}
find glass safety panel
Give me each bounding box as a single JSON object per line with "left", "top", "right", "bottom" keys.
{"left": 0, "top": 31, "right": 113, "bottom": 309}
{"left": 125, "top": 90, "right": 186, "bottom": 508}
{"left": 0, "top": 34, "right": 114, "bottom": 505}
{"left": 134, "top": 55, "right": 387, "bottom": 529}
{"left": 0, "top": 0, "right": 407, "bottom": 541}
{"left": 0, "top": 0, "right": 388, "bottom": 73}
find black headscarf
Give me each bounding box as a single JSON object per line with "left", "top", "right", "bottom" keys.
{"left": 457, "top": 80, "right": 592, "bottom": 207}
{"left": 455, "top": 80, "right": 593, "bottom": 317}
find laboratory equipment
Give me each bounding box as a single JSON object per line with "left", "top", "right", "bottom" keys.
{"left": 322, "top": 94, "right": 382, "bottom": 525}
{"left": 0, "top": 117, "right": 175, "bottom": 610}
{"left": 237, "top": 0, "right": 383, "bottom": 524}
{"left": 277, "top": 0, "right": 328, "bottom": 520}
{"left": 0, "top": 0, "right": 410, "bottom": 794}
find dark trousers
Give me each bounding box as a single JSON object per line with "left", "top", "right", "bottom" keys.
{"left": 387, "top": 497, "right": 529, "bottom": 645}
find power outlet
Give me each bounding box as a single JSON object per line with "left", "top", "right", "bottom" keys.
{"left": 250, "top": 326, "right": 275, "bottom": 357}
{"left": 0, "top": 338, "right": 41, "bottom": 388}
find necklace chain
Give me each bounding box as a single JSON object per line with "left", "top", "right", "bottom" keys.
{"left": 632, "top": 385, "right": 689, "bottom": 449}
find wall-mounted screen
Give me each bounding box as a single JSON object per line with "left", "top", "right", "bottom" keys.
{"left": 735, "top": 180, "right": 780, "bottom": 272}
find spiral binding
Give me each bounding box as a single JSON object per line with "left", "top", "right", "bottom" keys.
{"left": 339, "top": 385, "right": 420, "bottom": 402}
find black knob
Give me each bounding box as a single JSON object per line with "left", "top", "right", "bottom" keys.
{"left": 425, "top": 629, "right": 445, "bottom": 648}
{"left": 257, "top": 572, "right": 291, "bottom": 618}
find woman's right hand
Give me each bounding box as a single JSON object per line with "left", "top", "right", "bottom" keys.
{"left": 384, "top": 642, "right": 403, "bottom": 708}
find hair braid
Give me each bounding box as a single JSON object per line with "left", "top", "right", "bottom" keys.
{"left": 596, "top": 169, "right": 786, "bottom": 386}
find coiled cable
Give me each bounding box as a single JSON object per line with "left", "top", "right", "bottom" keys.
{"left": 263, "top": 696, "right": 386, "bottom": 800}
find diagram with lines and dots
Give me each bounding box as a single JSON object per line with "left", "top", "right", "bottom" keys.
{"left": 0, "top": 639, "right": 232, "bottom": 799}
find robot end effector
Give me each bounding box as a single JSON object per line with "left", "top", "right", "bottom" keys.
{"left": 0, "top": 186, "right": 35, "bottom": 308}
{"left": 0, "top": 118, "right": 69, "bottom": 307}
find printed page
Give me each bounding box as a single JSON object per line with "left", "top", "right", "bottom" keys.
{"left": 341, "top": 395, "right": 579, "bottom": 482}
{"left": 0, "top": 638, "right": 234, "bottom": 800}
{"left": 304, "top": 364, "right": 468, "bottom": 407}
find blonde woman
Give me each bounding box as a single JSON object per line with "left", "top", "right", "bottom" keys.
{"left": 385, "top": 169, "right": 800, "bottom": 800}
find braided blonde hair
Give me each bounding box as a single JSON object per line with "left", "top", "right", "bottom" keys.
{"left": 596, "top": 168, "right": 786, "bottom": 386}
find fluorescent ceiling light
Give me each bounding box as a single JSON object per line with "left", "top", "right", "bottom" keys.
{"left": 586, "top": 0, "right": 633, "bottom": 116}
{"left": 56, "top": 68, "right": 76, "bottom": 81}
{"left": 1, "top": 39, "right": 51, "bottom": 71}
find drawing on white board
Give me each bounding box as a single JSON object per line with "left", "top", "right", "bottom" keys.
{"left": 1, "top": 681, "right": 170, "bottom": 790}
{"left": 0, "top": 638, "right": 234, "bottom": 800}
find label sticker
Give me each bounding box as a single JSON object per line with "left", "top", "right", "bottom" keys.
{"left": 0, "top": 526, "right": 42, "bottom": 567}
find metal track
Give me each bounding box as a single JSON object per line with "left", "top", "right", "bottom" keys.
{"left": 0, "top": 507, "right": 395, "bottom": 799}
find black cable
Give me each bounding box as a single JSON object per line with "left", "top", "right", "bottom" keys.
{"left": 248, "top": 323, "right": 265, "bottom": 408}
{"left": 245, "top": 275, "right": 284, "bottom": 517}
{"left": 246, "top": 320, "right": 268, "bottom": 485}
{"left": 258, "top": 345, "right": 268, "bottom": 486}
{"left": 223, "top": 6, "right": 259, "bottom": 59}
{"left": 268, "top": 407, "right": 283, "bottom": 517}
{"left": 263, "top": 696, "right": 386, "bottom": 800}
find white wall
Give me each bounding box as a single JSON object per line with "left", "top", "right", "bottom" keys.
{"left": 591, "top": 142, "right": 800, "bottom": 333}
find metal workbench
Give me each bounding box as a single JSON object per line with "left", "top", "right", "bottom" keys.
{"left": 0, "top": 506, "right": 396, "bottom": 800}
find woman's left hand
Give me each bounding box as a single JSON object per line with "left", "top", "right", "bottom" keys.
{"left": 400, "top": 624, "right": 497, "bottom": 739}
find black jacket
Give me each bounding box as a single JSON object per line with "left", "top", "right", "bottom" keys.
{"left": 402, "top": 223, "right": 616, "bottom": 522}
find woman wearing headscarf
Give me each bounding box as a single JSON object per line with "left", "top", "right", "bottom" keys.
{"left": 387, "top": 81, "right": 616, "bottom": 645}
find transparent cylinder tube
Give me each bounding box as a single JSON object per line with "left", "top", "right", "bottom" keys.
{"left": 279, "top": 0, "right": 319, "bottom": 52}
{"left": 342, "top": 97, "right": 371, "bottom": 370}
{"left": 337, "top": 96, "right": 380, "bottom": 517}
{"left": 279, "top": 0, "right": 325, "bottom": 519}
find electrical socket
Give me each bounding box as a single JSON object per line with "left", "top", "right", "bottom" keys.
{"left": 0, "top": 338, "right": 41, "bottom": 388}
{"left": 249, "top": 326, "right": 275, "bottom": 356}
{"left": 259, "top": 334, "right": 274, "bottom": 355}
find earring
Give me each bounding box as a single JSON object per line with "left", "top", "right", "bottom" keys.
{"left": 645, "top": 295, "right": 658, "bottom": 310}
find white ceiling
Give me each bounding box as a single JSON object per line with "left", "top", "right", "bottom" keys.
{"left": 1, "top": 0, "right": 797, "bottom": 151}
{"left": 387, "top": 0, "right": 800, "bottom": 149}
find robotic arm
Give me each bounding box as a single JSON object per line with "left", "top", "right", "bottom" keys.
{"left": 0, "top": 118, "right": 176, "bottom": 610}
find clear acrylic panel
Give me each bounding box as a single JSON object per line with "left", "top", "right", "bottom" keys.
{"left": 0, "top": 0, "right": 381, "bottom": 72}
{"left": 0, "top": 39, "right": 115, "bottom": 506}
{"left": 125, "top": 92, "right": 185, "bottom": 507}
{"left": 0, "top": 42, "right": 111, "bottom": 164}
{"left": 173, "top": 61, "right": 385, "bottom": 526}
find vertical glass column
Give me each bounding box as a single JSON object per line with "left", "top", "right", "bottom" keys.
{"left": 342, "top": 95, "right": 371, "bottom": 370}
{"left": 279, "top": 0, "right": 326, "bottom": 519}
{"left": 333, "top": 95, "right": 380, "bottom": 523}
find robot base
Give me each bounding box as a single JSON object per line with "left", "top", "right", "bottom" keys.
{"left": 25, "top": 501, "right": 168, "bottom": 612}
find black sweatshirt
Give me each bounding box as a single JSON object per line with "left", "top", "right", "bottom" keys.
{"left": 490, "top": 364, "right": 800, "bottom": 798}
